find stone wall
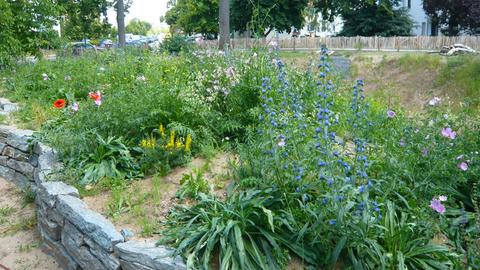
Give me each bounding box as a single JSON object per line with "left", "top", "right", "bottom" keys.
{"left": 0, "top": 124, "right": 186, "bottom": 270}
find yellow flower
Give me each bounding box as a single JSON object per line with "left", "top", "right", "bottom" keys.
{"left": 159, "top": 124, "right": 165, "bottom": 138}
{"left": 185, "top": 134, "right": 192, "bottom": 152}
{"left": 140, "top": 135, "right": 156, "bottom": 149}
{"left": 175, "top": 138, "right": 183, "bottom": 149}
{"left": 166, "top": 130, "right": 175, "bottom": 149}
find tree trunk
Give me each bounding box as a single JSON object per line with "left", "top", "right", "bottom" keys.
{"left": 218, "top": 0, "right": 230, "bottom": 50}
{"left": 116, "top": 0, "right": 126, "bottom": 47}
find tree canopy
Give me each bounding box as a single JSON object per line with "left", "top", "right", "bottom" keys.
{"left": 165, "top": 0, "right": 219, "bottom": 38}
{"left": 126, "top": 19, "right": 152, "bottom": 35}
{"left": 337, "top": 0, "right": 413, "bottom": 36}
{"left": 423, "top": 0, "right": 480, "bottom": 35}
{"left": 231, "top": 0, "right": 309, "bottom": 36}
{"left": 0, "top": 0, "right": 59, "bottom": 67}
{"left": 165, "top": 0, "right": 413, "bottom": 37}
{"left": 58, "top": 0, "right": 111, "bottom": 41}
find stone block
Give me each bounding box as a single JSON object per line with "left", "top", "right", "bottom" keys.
{"left": 56, "top": 195, "right": 124, "bottom": 252}
{"left": 0, "top": 155, "right": 8, "bottom": 166}
{"left": 3, "top": 145, "right": 31, "bottom": 162}
{"left": 7, "top": 159, "right": 34, "bottom": 178}
{"left": 62, "top": 230, "right": 106, "bottom": 270}
{"left": 40, "top": 227, "right": 80, "bottom": 270}
{"left": 37, "top": 182, "right": 79, "bottom": 208}
{"left": 37, "top": 212, "right": 61, "bottom": 241}
{"left": 62, "top": 221, "right": 121, "bottom": 270}
{"left": 119, "top": 259, "right": 154, "bottom": 270}
{"left": 114, "top": 241, "right": 186, "bottom": 270}
{"left": 0, "top": 164, "right": 15, "bottom": 182}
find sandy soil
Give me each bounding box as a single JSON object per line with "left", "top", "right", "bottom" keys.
{"left": 0, "top": 178, "right": 61, "bottom": 270}
{"left": 83, "top": 153, "right": 232, "bottom": 241}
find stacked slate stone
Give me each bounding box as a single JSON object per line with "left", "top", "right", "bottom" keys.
{"left": 0, "top": 102, "right": 186, "bottom": 270}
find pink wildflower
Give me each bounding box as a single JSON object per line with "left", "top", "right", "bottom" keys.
{"left": 458, "top": 162, "right": 468, "bottom": 171}
{"left": 225, "top": 67, "right": 235, "bottom": 78}
{"left": 430, "top": 198, "right": 446, "bottom": 214}
{"left": 441, "top": 127, "right": 456, "bottom": 139}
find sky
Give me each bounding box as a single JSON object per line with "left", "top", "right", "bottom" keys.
{"left": 107, "top": 0, "right": 169, "bottom": 30}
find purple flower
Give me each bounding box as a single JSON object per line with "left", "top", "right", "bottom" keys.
{"left": 387, "top": 110, "right": 396, "bottom": 118}
{"left": 421, "top": 148, "right": 429, "bottom": 157}
{"left": 458, "top": 162, "right": 468, "bottom": 171}
{"left": 277, "top": 139, "right": 286, "bottom": 147}
{"left": 441, "top": 127, "right": 456, "bottom": 139}
{"left": 71, "top": 102, "right": 79, "bottom": 112}
{"left": 429, "top": 198, "right": 446, "bottom": 214}
{"left": 438, "top": 195, "right": 447, "bottom": 202}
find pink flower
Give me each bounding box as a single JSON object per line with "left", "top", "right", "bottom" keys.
{"left": 387, "top": 110, "right": 396, "bottom": 118}
{"left": 441, "top": 127, "right": 456, "bottom": 139}
{"left": 458, "top": 162, "right": 468, "bottom": 171}
{"left": 195, "top": 37, "right": 203, "bottom": 44}
{"left": 225, "top": 67, "right": 235, "bottom": 78}
{"left": 430, "top": 198, "right": 446, "bottom": 214}
{"left": 438, "top": 195, "right": 448, "bottom": 202}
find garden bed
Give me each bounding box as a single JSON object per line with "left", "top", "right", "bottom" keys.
{"left": 82, "top": 153, "right": 232, "bottom": 240}
{"left": 0, "top": 48, "right": 479, "bottom": 269}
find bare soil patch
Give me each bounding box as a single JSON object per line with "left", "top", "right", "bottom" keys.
{"left": 0, "top": 178, "right": 60, "bottom": 270}
{"left": 83, "top": 153, "right": 233, "bottom": 241}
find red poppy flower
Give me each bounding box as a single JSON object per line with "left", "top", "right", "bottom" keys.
{"left": 89, "top": 92, "right": 101, "bottom": 101}
{"left": 53, "top": 99, "right": 66, "bottom": 109}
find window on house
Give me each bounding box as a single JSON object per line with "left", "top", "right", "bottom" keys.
{"left": 422, "top": 22, "right": 426, "bottom": 35}
{"left": 408, "top": 0, "right": 411, "bottom": 8}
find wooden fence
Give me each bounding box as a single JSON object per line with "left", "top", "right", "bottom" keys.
{"left": 204, "top": 36, "right": 480, "bottom": 51}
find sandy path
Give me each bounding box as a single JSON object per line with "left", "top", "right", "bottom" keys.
{"left": 0, "top": 178, "right": 60, "bottom": 270}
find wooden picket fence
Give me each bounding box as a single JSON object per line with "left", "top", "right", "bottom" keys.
{"left": 203, "top": 36, "right": 480, "bottom": 51}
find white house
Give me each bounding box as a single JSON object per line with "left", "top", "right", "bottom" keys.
{"left": 401, "top": 0, "right": 438, "bottom": 36}
{"left": 267, "top": 0, "right": 439, "bottom": 38}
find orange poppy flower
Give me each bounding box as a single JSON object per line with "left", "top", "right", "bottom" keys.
{"left": 53, "top": 99, "right": 66, "bottom": 109}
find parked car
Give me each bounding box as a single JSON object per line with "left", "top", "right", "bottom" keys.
{"left": 64, "top": 42, "right": 97, "bottom": 56}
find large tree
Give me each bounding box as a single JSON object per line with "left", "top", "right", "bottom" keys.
{"left": 423, "top": 0, "right": 480, "bottom": 35}
{"left": 231, "top": 0, "right": 309, "bottom": 36}
{"left": 165, "top": 0, "right": 219, "bottom": 38}
{"left": 126, "top": 18, "right": 152, "bottom": 36}
{"left": 219, "top": 0, "right": 230, "bottom": 48}
{"left": 58, "top": 0, "right": 111, "bottom": 41}
{"left": 0, "top": 0, "right": 59, "bottom": 67}
{"left": 337, "top": 0, "right": 413, "bottom": 36}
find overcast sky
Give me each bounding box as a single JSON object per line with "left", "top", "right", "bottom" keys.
{"left": 107, "top": 0, "right": 169, "bottom": 29}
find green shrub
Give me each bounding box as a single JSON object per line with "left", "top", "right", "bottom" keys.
{"left": 160, "top": 35, "right": 193, "bottom": 54}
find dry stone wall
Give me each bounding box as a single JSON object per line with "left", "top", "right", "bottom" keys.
{"left": 0, "top": 124, "right": 186, "bottom": 270}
